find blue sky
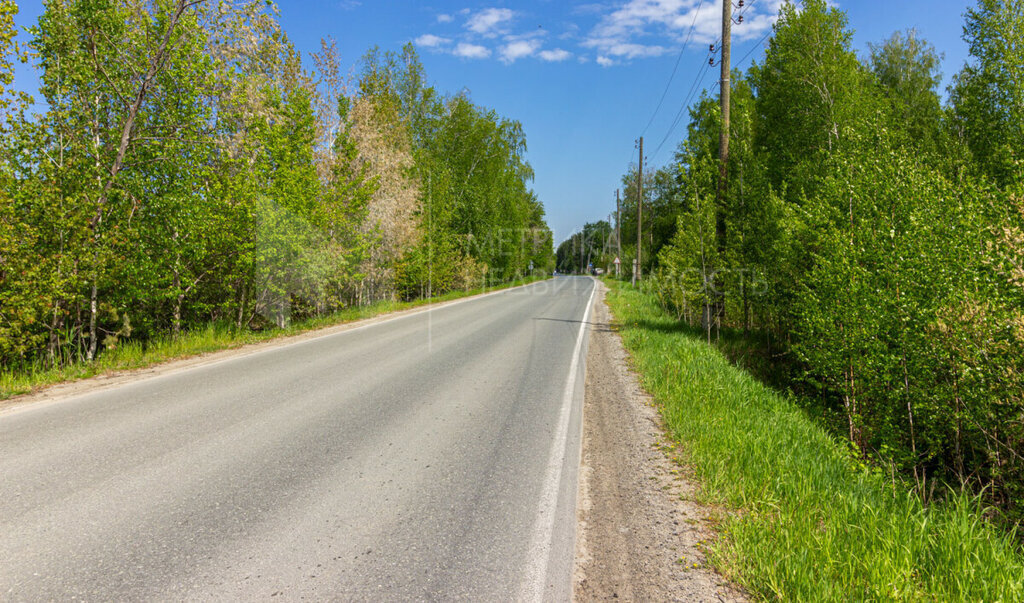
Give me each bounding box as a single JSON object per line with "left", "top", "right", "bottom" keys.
{"left": 11, "top": 0, "right": 977, "bottom": 242}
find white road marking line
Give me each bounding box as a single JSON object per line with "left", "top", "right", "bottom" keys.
{"left": 519, "top": 277, "right": 596, "bottom": 602}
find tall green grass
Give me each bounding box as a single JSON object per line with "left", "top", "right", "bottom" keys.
{"left": 0, "top": 275, "right": 546, "bottom": 401}
{"left": 605, "top": 280, "right": 1024, "bottom": 601}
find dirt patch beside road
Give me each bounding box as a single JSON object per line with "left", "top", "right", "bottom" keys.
{"left": 574, "top": 282, "right": 746, "bottom": 602}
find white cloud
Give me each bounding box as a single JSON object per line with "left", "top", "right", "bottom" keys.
{"left": 499, "top": 38, "right": 542, "bottom": 63}
{"left": 453, "top": 42, "right": 491, "bottom": 59}
{"left": 415, "top": 34, "right": 451, "bottom": 48}
{"left": 559, "top": 23, "right": 581, "bottom": 40}
{"left": 573, "top": 3, "right": 611, "bottom": 16}
{"left": 611, "top": 42, "right": 668, "bottom": 58}
{"left": 596, "top": 55, "right": 616, "bottom": 67}
{"left": 437, "top": 13, "right": 453, "bottom": 23}
{"left": 538, "top": 48, "right": 572, "bottom": 62}
{"left": 583, "top": 0, "right": 779, "bottom": 62}
{"left": 466, "top": 8, "right": 516, "bottom": 37}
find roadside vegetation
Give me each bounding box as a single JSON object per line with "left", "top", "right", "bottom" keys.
{"left": 0, "top": 1, "right": 554, "bottom": 383}
{"left": 605, "top": 280, "right": 1024, "bottom": 601}
{"left": 573, "top": 0, "right": 1024, "bottom": 535}
{"left": 0, "top": 274, "right": 545, "bottom": 401}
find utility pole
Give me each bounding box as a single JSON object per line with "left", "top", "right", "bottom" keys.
{"left": 573, "top": 234, "right": 577, "bottom": 274}
{"left": 579, "top": 230, "right": 584, "bottom": 274}
{"left": 714, "top": 0, "right": 732, "bottom": 331}
{"left": 616, "top": 189, "right": 622, "bottom": 277}
{"left": 719, "top": 2, "right": 731, "bottom": 186}
{"left": 633, "top": 136, "right": 644, "bottom": 286}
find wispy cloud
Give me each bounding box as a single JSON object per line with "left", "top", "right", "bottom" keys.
{"left": 582, "top": 0, "right": 780, "bottom": 64}
{"left": 424, "top": 2, "right": 785, "bottom": 67}
{"left": 559, "top": 23, "right": 581, "bottom": 41}
{"left": 538, "top": 48, "right": 573, "bottom": 62}
{"left": 590, "top": 40, "right": 669, "bottom": 59}
{"left": 499, "top": 38, "right": 543, "bottom": 63}
{"left": 466, "top": 8, "right": 517, "bottom": 37}
{"left": 415, "top": 34, "right": 451, "bottom": 48}
{"left": 453, "top": 42, "right": 492, "bottom": 59}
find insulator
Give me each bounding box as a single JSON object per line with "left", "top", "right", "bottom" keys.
{"left": 709, "top": 57, "right": 715, "bottom": 66}
{"left": 738, "top": 0, "right": 744, "bottom": 6}
{"left": 738, "top": 15, "right": 744, "bottom": 23}
{"left": 709, "top": 44, "right": 715, "bottom": 53}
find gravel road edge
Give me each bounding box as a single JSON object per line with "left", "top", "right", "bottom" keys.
{"left": 573, "top": 281, "right": 747, "bottom": 602}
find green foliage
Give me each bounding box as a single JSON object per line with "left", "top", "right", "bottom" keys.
{"left": 869, "top": 30, "right": 945, "bottom": 155}
{"left": 0, "top": 0, "right": 18, "bottom": 114}
{"left": 555, "top": 220, "right": 612, "bottom": 274}
{"left": 751, "top": 0, "right": 870, "bottom": 199}
{"left": 0, "top": 2, "right": 552, "bottom": 376}
{"left": 619, "top": 0, "right": 1024, "bottom": 532}
{"left": 950, "top": 0, "right": 1024, "bottom": 186}
{"left": 790, "top": 132, "right": 1007, "bottom": 485}
{"left": 606, "top": 281, "right": 1024, "bottom": 601}
{"left": 1, "top": 274, "right": 547, "bottom": 400}
{"left": 656, "top": 153, "right": 719, "bottom": 328}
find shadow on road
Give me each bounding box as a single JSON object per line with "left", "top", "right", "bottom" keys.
{"left": 532, "top": 317, "right": 614, "bottom": 333}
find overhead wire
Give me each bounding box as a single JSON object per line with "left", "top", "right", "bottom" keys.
{"left": 636, "top": 0, "right": 776, "bottom": 171}
{"left": 639, "top": 0, "right": 706, "bottom": 137}
{"left": 649, "top": 0, "right": 772, "bottom": 161}
{"left": 651, "top": 35, "right": 719, "bottom": 160}
{"left": 733, "top": 0, "right": 770, "bottom": 66}
{"left": 736, "top": 28, "right": 771, "bottom": 67}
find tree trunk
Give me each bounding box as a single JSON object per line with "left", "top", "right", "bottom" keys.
{"left": 173, "top": 273, "right": 183, "bottom": 338}
{"left": 47, "top": 301, "right": 63, "bottom": 367}
{"left": 87, "top": 279, "right": 98, "bottom": 362}
{"left": 173, "top": 239, "right": 182, "bottom": 338}
{"left": 902, "top": 351, "right": 920, "bottom": 489}
{"left": 236, "top": 282, "right": 247, "bottom": 330}
{"left": 702, "top": 302, "right": 711, "bottom": 344}
{"left": 743, "top": 284, "right": 750, "bottom": 335}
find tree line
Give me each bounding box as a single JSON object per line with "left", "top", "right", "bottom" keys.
{"left": 555, "top": 219, "right": 611, "bottom": 274}
{"left": 609, "top": 0, "right": 1024, "bottom": 526}
{"left": 0, "top": 0, "right": 553, "bottom": 370}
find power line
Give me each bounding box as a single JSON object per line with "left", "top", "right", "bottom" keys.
{"left": 639, "top": 0, "right": 706, "bottom": 137}
{"left": 649, "top": 0, "right": 773, "bottom": 161}
{"left": 651, "top": 37, "right": 719, "bottom": 160}
{"left": 640, "top": 1, "right": 775, "bottom": 168}
{"left": 735, "top": 28, "right": 771, "bottom": 66}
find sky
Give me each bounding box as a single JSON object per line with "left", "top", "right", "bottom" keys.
{"left": 11, "top": 0, "right": 978, "bottom": 243}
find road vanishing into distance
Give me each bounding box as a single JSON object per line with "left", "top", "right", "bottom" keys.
{"left": 0, "top": 276, "right": 596, "bottom": 601}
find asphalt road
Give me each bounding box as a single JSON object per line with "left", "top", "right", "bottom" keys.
{"left": 0, "top": 276, "right": 596, "bottom": 601}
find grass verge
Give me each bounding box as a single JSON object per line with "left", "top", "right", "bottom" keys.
{"left": 604, "top": 279, "right": 1024, "bottom": 601}
{"left": 0, "top": 275, "right": 547, "bottom": 401}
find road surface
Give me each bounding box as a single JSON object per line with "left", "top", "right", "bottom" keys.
{"left": 0, "top": 276, "right": 595, "bottom": 601}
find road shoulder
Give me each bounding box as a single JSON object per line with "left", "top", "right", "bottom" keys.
{"left": 573, "top": 281, "right": 746, "bottom": 601}
{"left": 0, "top": 279, "right": 547, "bottom": 415}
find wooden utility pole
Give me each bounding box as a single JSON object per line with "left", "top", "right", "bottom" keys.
{"left": 719, "top": 1, "right": 731, "bottom": 187}
{"left": 616, "top": 189, "right": 622, "bottom": 257}
{"left": 714, "top": 0, "right": 732, "bottom": 329}
{"left": 579, "top": 230, "right": 584, "bottom": 274}
{"left": 573, "top": 234, "right": 581, "bottom": 274}
{"left": 633, "top": 137, "right": 644, "bottom": 285}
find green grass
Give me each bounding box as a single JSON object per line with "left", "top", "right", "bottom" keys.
{"left": 0, "top": 275, "right": 547, "bottom": 401}
{"left": 604, "top": 279, "right": 1024, "bottom": 601}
